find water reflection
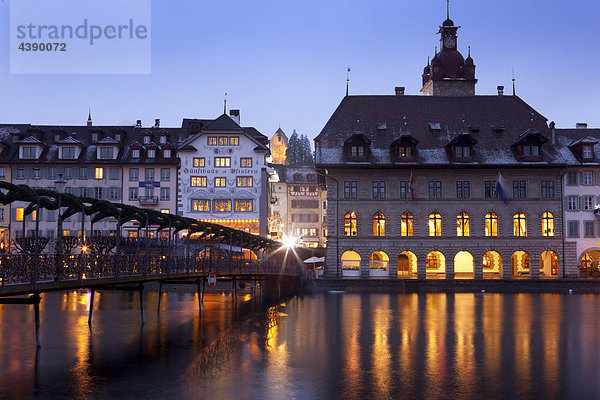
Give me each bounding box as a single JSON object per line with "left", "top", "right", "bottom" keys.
{"left": 1, "top": 292, "right": 600, "bottom": 399}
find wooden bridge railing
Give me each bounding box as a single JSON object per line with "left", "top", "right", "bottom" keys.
{"left": 0, "top": 254, "right": 301, "bottom": 287}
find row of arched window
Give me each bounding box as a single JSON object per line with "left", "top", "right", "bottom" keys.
{"left": 344, "top": 211, "right": 555, "bottom": 237}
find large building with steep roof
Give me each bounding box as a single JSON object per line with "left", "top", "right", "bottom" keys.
{"left": 315, "top": 8, "right": 580, "bottom": 279}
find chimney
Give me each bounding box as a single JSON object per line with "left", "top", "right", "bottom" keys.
{"left": 497, "top": 86, "right": 504, "bottom": 96}
{"left": 576, "top": 123, "right": 588, "bottom": 129}
{"left": 229, "top": 109, "right": 241, "bottom": 124}
{"left": 395, "top": 87, "right": 405, "bottom": 96}
{"left": 136, "top": 120, "right": 142, "bottom": 128}
{"left": 549, "top": 121, "right": 556, "bottom": 145}
{"left": 154, "top": 119, "right": 160, "bottom": 127}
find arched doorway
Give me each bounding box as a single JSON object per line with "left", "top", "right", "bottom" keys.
{"left": 540, "top": 251, "right": 559, "bottom": 278}
{"left": 341, "top": 251, "right": 361, "bottom": 277}
{"left": 398, "top": 251, "right": 417, "bottom": 278}
{"left": 369, "top": 251, "right": 389, "bottom": 277}
{"left": 482, "top": 251, "right": 502, "bottom": 278}
{"left": 454, "top": 251, "right": 474, "bottom": 279}
{"left": 580, "top": 250, "right": 600, "bottom": 277}
{"left": 426, "top": 251, "right": 446, "bottom": 278}
{"left": 511, "top": 251, "right": 530, "bottom": 277}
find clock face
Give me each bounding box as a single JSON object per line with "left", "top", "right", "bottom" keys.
{"left": 444, "top": 37, "right": 455, "bottom": 48}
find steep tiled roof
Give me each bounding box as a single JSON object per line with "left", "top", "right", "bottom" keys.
{"left": 315, "top": 95, "right": 568, "bottom": 167}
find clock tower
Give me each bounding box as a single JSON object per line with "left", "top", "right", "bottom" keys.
{"left": 421, "top": 1, "right": 477, "bottom": 96}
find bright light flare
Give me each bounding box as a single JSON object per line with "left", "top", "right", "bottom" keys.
{"left": 281, "top": 234, "right": 300, "bottom": 249}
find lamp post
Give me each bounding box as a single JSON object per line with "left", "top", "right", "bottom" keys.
{"left": 54, "top": 173, "right": 67, "bottom": 280}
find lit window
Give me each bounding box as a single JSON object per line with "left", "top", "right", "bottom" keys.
{"left": 215, "top": 177, "right": 226, "bottom": 187}
{"left": 401, "top": 212, "right": 414, "bottom": 237}
{"left": 95, "top": 168, "right": 103, "bottom": 179}
{"left": 192, "top": 200, "right": 210, "bottom": 211}
{"left": 215, "top": 157, "right": 231, "bottom": 167}
{"left": 542, "top": 212, "right": 554, "bottom": 237}
{"left": 234, "top": 200, "right": 253, "bottom": 211}
{"left": 513, "top": 213, "right": 527, "bottom": 237}
{"left": 191, "top": 176, "right": 207, "bottom": 187}
{"left": 485, "top": 212, "right": 498, "bottom": 237}
{"left": 240, "top": 158, "right": 252, "bottom": 167}
{"left": 429, "top": 213, "right": 442, "bottom": 236}
{"left": 193, "top": 158, "right": 205, "bottom": 167}
{"left": 147, "top": 149, "right": 156, "bottom": 158}
{"left": 230, "top": 137, "right": 239, "bottom": 146}
{"left": 213, "top": 200, "right": 232, "bottom": 212}
{"left": 16, "top": 208, "right": 24, "bottom": 221}
{"left": 236, "top": 176, "right": 253, "bottom": 187}
{"left": 132, "top": 149, "right": 140, "bottom": 159}
{"left": 456, "top": 212, "right": 470, "bottom": 236}
{"left": 344, "top": 212, "right": 357, "bottom": 236}
{"left": 207, "top": 136, "right": 218, "bottom": 146}
{"left": 161, "top": 209, "right": 170, "bottom": 214}
{"left": 218, "top": 137, "right": 229, "bottom": 146}
{"left": 372, "top": 212, "right": 385, "bottom": 236}
{"left": 350, "top": 146, "right": 364, "bottom": 157}
{"left": 400, "top": 146, "right": 412, "bottom": 157}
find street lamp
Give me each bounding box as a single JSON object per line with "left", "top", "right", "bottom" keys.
{"left": 54, "top": 173, "right": 67, "bottom": 252}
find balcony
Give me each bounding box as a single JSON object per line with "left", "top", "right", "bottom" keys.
{"left": 138, "top": 196, "right": 158, "bottom": 205}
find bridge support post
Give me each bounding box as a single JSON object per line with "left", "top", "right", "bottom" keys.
{"left": 201, "top": 278, "right": 205, "bottom": 304}
{"left": 157, "top": 281, "right": 163, "bottom": 312}
{"left": 33, "top": 293, "right": 41, "bottom": 347}
{"left": 196, "top": 279, "right": 202, "bottom": 314}
{"left": 138, "top": 284, "right": 145, "bottom": 324}
{"left": 88, "top": 289, "right": 95, "bottom": 326}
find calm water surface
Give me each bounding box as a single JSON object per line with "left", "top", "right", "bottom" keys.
{"left": 1, "top": 291, "right": 599, "bottom": 399}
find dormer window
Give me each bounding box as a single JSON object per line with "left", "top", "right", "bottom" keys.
{"left": 143, "top": 136, "right": 151, "bottom": 145}
{"left": 54, "top": 134, "right": 60, "bottom": 142}
{"left": 583, "top": 145, "right": 593, "bottom": 159}
{"left": 147, "top": 149, "right": 156, "bottom": 158}
{"left": 400, "top": 146, "right": 413, "bottom": 157}
{"left": 455, "top": 146, "right": 471, "bottom": 158}
{"left": 61, "top": 146, "right": 76, "bottom": 160}
{"left": 132, "top": 149, "right": 140, "bottom": 159}
{"left": 522, "top": 145, "right": 539, "bottom": 156}
{"left": 115, "top": 133, "right": 121, "bottom": 142}
{"left": 351, "top": 146, "right": 364, "bottom": 157}
{"left": 159, "top": 135, "right": 167, "bottom": 144}
{"left": 98, "top": 146, "right": 115, "bottom": 159}
{"left": 344, "top": 134, "right": 371, "bottom": 160}
{"left": 21, "top": 146, "right": 37, "bottom": 159}
{"left": 163, "top": 149, "right": 171, "bottom": 158}
{"left": 391, "top": 134, "right": 419, "bottom": 161}
{"left": 91, "top": 133, "right": 98, "bottom": 142}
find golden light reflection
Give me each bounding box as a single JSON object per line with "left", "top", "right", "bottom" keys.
{"left": 372, "top": 299, "right": 392, "bottom": 398}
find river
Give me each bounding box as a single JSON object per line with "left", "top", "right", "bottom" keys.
{"left": 1, "top": 290, "right": 599, "bottom": 399}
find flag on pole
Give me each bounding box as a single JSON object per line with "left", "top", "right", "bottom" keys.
{"left": 409, "top": 172, "right": 415, "bottom": 201}
{"left": 496, "top": 173, "right": 509, "bottom": 205}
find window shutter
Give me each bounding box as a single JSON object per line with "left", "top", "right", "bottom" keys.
{"left": 41, "top": 168, "right": 48, "bottom": 179}
{"left": 595, "top": 171, "right": 600, "bottom": 185}
{"left": 579, "top": 172, "right": 584, "bottom": 185}
{"left": 579, "top": 196, "right": 584, "bottom": 210}
{"left": 25, "top": 168, "right": 32, "bottom": 179}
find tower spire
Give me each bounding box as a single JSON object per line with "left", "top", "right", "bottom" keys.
{"left": 447, "top": 0, "right": 450, "bottom": 20}
{"left": 87, "top": 108, "right": 92, "bottom": 127}
{"left": 223, "top": 93, "right": 227, "bottom": 114}
{"left": 512, "top": 67, "right": 516, "bottom": 96}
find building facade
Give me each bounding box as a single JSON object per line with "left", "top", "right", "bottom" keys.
{"left": 315, "top": 10, "right": 579, "bottom": 279}
{"left": 177, "top": 112, "right": 270, "bottom": 235}
{"left": 270, "top": 128, "right": 288, "bottom": 165}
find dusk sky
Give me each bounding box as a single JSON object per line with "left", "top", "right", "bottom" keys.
{"left": 1, "top": 0, "right": 599, "bottom": 140}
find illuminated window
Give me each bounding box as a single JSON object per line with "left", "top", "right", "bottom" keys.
{"left": 513, "top": 213, "right": 527, "bottom": 237}
{"left": 401, "top": 212, "right": 413, "bottom": 237}
{"left": 485, "top": 212, "right": 498, "bottom": 237}
{"left": 193, "top": 157, "right": 205, "bottom": 167}
{"left": 218, "top": 136, "right": 229, "bottom": 146}
{"left": 428, "top": 213, "right": 442, "bottom": 236}
{"left": 161, "top": 209, "right": 170, "bottom": 214}
{"left": 240, "top": 158, "right": 252, "bottom": 167}
{"left": 191, "top": 200, "right": 210, "bottom": 211}
{"left": 207, "top": 136, "right": 218, "bottom": 146}
{"left": 350, "top": 146, "right": 365, "bottom": 157}
{"left": 542, "top": 212, "right": 554, "bottom": 237}
{"left": 213, "top": 200, "right": 232, "bottom": 212}
{"left": 215, "top": 157, "right": 231, "bottom": 167}
{"left": 95, "top": 167, "right": 103, "bottom": 179}
{"left": 191, "top": 176, "right": 207, "bottom": 187}
{"left": 234, "top": 200, "right": 253, "bottom": 211}
{"left": 456, "top": 212, "right": 470, "bottom": 237}
{"left": 372, "top": 212, "right": 385, "bottom": 236}
{"left": 215, "top": 177, "right": 226, "bottom": 187}
{"left": 230, "top": 137, "right": 239, "bottom": 145}
{"left": 236, "top": 176, "right": 253, "bottom": 187}
{"left": 16, "top": 208, "right": 24, "bottom": 221}
{"left": 344, "top": 212, "right": 357, "bottom": 236}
